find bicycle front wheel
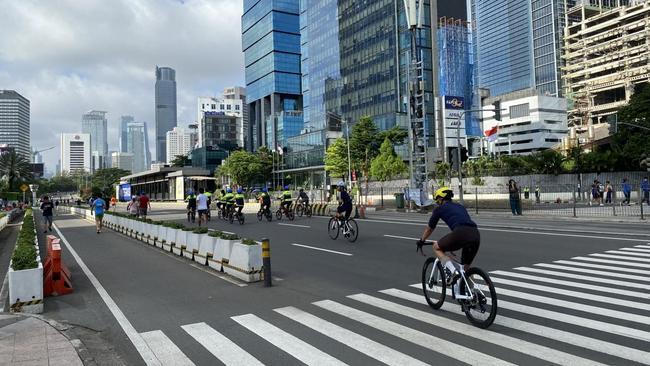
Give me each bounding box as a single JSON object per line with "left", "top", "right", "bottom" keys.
{"left": 265, "top": 210, "right": 273, "bottom": 221}
{"left": 228, "top": 213, "right": 234, "bottom": 224}
{"left": 327, "top": 217, "right": 339, "bottom": 240}
{"left": 345, "top": 219, "right": 358, "bottom": 243}
{"left": 296, "top": 205, "right": 304, "bottom": 217}
{"left": 257, "top": 211, "right": 263, "bottom": 221}
{"left": 422, "top": 258, "right": 446, "bottom": 309}
{"left": 306, "top": 207, "right": 312, "bottom": 218}
{"left": 463, "top": 267, "right": 497, "bottom": 329}
{"left": 238, "top": 214, "right": 245, "bottom": 225}
{"left": 287, "top": 210, "right": 295, "bottom": 221}
{"left": 276, "top": 210, "right": 282, "bottom": 220}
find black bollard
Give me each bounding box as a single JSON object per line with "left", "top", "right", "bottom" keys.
{"left": 262, "top": 238, "right": 272, "bottom": 287}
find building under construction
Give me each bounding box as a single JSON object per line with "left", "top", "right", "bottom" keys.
{"left": 563, "top": 0, "right": 650, "bottom": 127}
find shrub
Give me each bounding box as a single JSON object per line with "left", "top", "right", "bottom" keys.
{"left": 208, "top": 230, "right": 223, "bottom": 238}
{"left": 193, "top": 227, "right": 209, "bottom": 234}
{"left": 220, "top": 233, "right": 240, "bottom": 241}
{"left": 241, "top": 238, "right": 258, "bottom": 245}
{"left": 162, "top": 222, "right": 185, "bottom": 229}
{"left": 181, "top": 226, "right": 194, "bottom": 231}
{"left": 11, "top": 209, "right": 38, "bottom": 271}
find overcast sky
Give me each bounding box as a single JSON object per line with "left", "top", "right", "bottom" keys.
{"left": 0, "top": 0, "right": 245, "bottom": 173}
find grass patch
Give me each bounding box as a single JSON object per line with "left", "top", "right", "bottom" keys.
{"left": 241, "top": 238, "right": 258, "bottom": 245}
{"left": 11, "top": 209, "right": 38, "bottom": 271}
{"left": 193, "top": 227, "right": 209, "bottom": 234}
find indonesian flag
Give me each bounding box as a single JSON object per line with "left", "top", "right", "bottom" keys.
{"left": 484, "top": 126, "right": 498, "bottom": 142}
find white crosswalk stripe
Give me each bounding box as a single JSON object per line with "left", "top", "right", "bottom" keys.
{"left": 148, "top": 245, "right": 650, "bottom": 365}
{"left": 618, "top": 247, "right": 650, "bottom": 253}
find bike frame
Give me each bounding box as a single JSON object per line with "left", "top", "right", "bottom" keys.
{"left": 429, "top": 257, "right": 481, "bottom": 301}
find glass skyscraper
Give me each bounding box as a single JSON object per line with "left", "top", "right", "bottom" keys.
{"left": 120, "top": 115, "right": 134, "bottom": 153}
{"left": 155, "top": 66, "right": 177, "bottom": 163}
{"left": 242, "top": 0, "right": 303, "bottom": 151}
{"left": 470, "top": 0, "right": 564, "bottom": 97}
{"left": 81, "top": 110, "right": 108, "bottom": 170}
{"left": 0, "top": 90, "right": 30, "bottom": 158}
{"left": 126, "top": 121, "right": 152, "bottom": 173}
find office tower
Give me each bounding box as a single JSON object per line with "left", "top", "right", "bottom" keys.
{"left": 165, "top": 127, "right": 193, "bottom": 164}
{"left": 0, "top": 90, "right": 30, "bottom": 158}
{"left": 81, "top": 110, "right": 108, "bottom": 170}
{"left": 470, "top": 0, "right": 565, "bottom": 97}
{"left": 120, "top": 116, "right": 134, "bottom": 153}
{"left": 223, "top": 86, "right": 249, "bottom": 149}
{"left": 197, "top": 96, "right": 245, "bottom": 148}
{"left": 60, "top": 133, "right": 91, "bottom": 173}
{"left": 155, "top": 66, "right": 177, "bottom": 163}
{"left": 127, "top": 122, "right": 152, "bottom": 173}
{"left": 188, "top": 123, "right": 199, "bottom": 149}
{"left": 242, "top": 0, "right": 303, "bottom": 151}
{"left": 111, "top": 152, "right": 134, "bottom": 172}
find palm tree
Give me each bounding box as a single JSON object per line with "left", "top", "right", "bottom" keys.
{"left": 0, "top": 151, "right": 33, "bottom": 190}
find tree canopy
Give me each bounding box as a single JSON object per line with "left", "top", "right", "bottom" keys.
{"left": 370, "top": 138, "right": 408, "bottom": 183}
{"left": 324, "top": 138, "right": 350, "bottom": 179}
{"left": 91, "top": 168, "right": 130, "bottom": 198}
{"left": 613, "top": 84, "right": 650, "bottom": 170}
{"left": 170, "top": 154, "right": 191, "bottom": 167}
{"left": 0, "top": 151, "right": 33, "bottom": 190}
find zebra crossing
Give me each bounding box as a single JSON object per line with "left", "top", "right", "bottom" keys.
{"left": 138, "top": 244, "right": 650, "bottom": 365}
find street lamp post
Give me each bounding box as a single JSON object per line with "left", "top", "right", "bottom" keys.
{"left": 343, "top": 119, "right": 352, "bottom": 189}
{"left": 29, "top": 184, "right": 38, "bottom": 207}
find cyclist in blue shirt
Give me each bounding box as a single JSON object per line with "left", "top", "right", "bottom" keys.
{"left": 92, "top": 193, "right": 108, "bottom": 234}
{"left": 417, "top": 187, "right": 480, "bottom": 280}
{"left": 335, "top": 181, "right": 353, "bottom": 221}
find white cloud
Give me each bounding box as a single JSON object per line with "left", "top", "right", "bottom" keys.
{"left": 0, "top": 0, "right": 245, "bottom": 171}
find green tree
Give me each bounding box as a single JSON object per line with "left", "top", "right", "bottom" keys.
{"left": 0, "top": 151, "right": 33, "bottom": 190}
{"left": 256, "top": 146, "right": 274, "bottom": 184}
{"left": 219, "top": 150, "right": 263, "bottom": 186}
{"left": 91, "top": 168, "right": 130, "bottom": 198}
{"left": 170, "top": 154, "right": 191, "bottom": 167}
{"left": 529, "top": 150, "right": 565, "bottom": 175}
{"left": 370, "top": 138, "right": 407, "bottom": 184}
{"left": 434, "top": 162, "right": 451, "bottom": 186}
{"left": 324, "top": 138, "right": 349, "bottom": 179}
{"left": 615, "top": 84, "right": 650, "bottom": 170}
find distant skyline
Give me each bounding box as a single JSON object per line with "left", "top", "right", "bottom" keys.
{"left": 0, "top": 0, "right": 245, "bottom": 172}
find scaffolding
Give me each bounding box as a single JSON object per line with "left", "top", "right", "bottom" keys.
{"left": 563, "top": 0, "right": 650, "bottom": 126}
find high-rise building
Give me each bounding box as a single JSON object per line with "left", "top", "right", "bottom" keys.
{"left": 81, "top": 110, "right": 108, "bottom": 171}
{"left": 0, "top": 90, "right": 30, "bottom": 158}
{"left": 126, "top": 122, "right": 152, "bottom": 173}
{"left": 470, "top": 0, "right": 565, "bottom": 97}
{"left": 188, "top": 123, "right": 199, "bottom": 149}
{"left": 119, "top": 116, "right": 134, "bottom": 153}
{"left": 111, "top": 152, "right": 134, "bottom": 172}
{"left": 60, "top": 133, "right": 91, "bottom": 174}
{"left": 197, "top": 97, "right": 245, "bottom": 148}
{"left": 155, "top": 66, "right": 177, "bottom": 163}
{"left": 165, "top": 127, "right": 193, "bottom": 164}
{"left": 242, "top": 0, "right": 303, "bottom": 151}
{"left": 223, "top": 86, "right": 248, "bottom": 148}
{"left": 563, "top": 0, "right": 650, "bottom": 127}
{"left": 200, "top": 113, "right": 239, "bottom": 151}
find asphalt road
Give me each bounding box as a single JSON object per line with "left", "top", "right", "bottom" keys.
{"left": 30, "top": 206, "right": 650, "bottom": 365}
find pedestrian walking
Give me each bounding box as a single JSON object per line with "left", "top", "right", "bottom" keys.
{"left": 508, "top": 179, "right": 522, "bottom": 215}
{"left": 523, "top": 186, "right": 530, "bottom": 200}
{"left": 110, "top": 195, "right": 117, "bottom": 210}
{"left": 590, "top": 180, "right": 602, "bottom": 206}
{"left": 138, "top": 191, "right": 151, "bottom": 219}
{"left": 642, "top": 177, "right": 650, "bottom": 205}
{"left": 605, "top": 180, "right": 613, "bottom": 204}
{"left": 92, "top": 193, "right": 107, "bottom": 234}
{"left": 622, "top": 178, "right": 631, "bottom": 205}
{"left": 196, "top": 188, "right": 209, "bottom": 226}
{"left": 534, "top": 185, "right": 540, "bottom": 203}
{"left": 40, "top": 196, "right": 55, "bottom": 233}
{"left": 126, "top": 197, "right": 139, "bottom": 217}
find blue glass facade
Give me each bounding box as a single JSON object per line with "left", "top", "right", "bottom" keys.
{"left": 471, "top": 0, "right": 563, "bottom": 97}
{"left": 243, "top": 0, "right": 303, "bottom": 150}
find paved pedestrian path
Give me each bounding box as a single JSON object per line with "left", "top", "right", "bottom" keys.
{"left": 0, "top": 314, "right": 83, "bottom": 365}
{"left": 122, "top": 243, "right": 650, "bottom": 365}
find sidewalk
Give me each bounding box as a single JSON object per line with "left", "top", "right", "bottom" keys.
{"left": 0, "top": 313, "right": 82, "bottom": 365}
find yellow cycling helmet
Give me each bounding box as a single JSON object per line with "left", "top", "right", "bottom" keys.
{"left": 434, "top": 187, "right": 454, "bottom": 200}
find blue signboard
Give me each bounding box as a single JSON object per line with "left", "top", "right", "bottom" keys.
{"left": 118, "top": 183, "right": 132, "bottom": 202}
{"left": 444, "top": 96, "right": 465, "bottom": 110}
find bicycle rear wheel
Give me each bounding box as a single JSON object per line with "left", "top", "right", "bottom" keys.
{"left": 276, "top": 210, "right": 282, "bottom": 220}
{"left": 238, "top": 213, "right": 245, "bottom": 225}
{"left": 345, "top": 219, "right": 358, "bottom": 243}
{"left": 327, "top": 217, "right": 339, "bottom": 240}
{"left": 422, "top": 258, "right": 446, "bottom": 309}
{"left": 257, "top": 211, "right": 263, "bottom": 221}
{"left": 296, "top": 205, "right": 304, "bottom": 217}
{"left": 228, "top": 212, "right": 234, "bottom": 224}
{"left": 287, "top": 210, "right": 295, "bottom": 221}
{"left": 306, "top": 206, "right": 312, "bottom": 218}
{"left": 265, "top": 210, "right": 272, "bottom": 221}
{"left": 463, "top": 267, "right": 497, "bottom": 329}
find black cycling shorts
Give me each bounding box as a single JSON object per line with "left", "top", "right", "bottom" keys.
{"left": 337, "top": 203, "right": 352, "bottom": 219}
{"left": 438, "top": 225, "right": 480, "bottom": 265}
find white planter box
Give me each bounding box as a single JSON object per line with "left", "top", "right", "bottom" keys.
{"left": 8, "top": 262, "right": 44, "bottom": 313}
{"left": 151, "top": 225, "right": 163, "bottom": 246}
{"left": 183, "top": 232, "right": 202, "bottom": 260}
{"left": 0, "top": 215, "right": 8, "bottom": 231}
{"left": 215, "top": 238, "right": 238, "bottom": 265}
{"left": 224, "top": 242, "right": 263, "bottom": 282}
{"left": 162, "top": 227, "right": 178, "bottom": 252}
{"left": 173, "top": 230, "right": 191, "bottom": 256}
{"left": 195, "top": 235, "right": 218, "bottom": 266}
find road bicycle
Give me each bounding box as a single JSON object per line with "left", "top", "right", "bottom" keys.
{"left": 276, "top": 205, "right": 295, "bottom": 221}
{"left": 257, "top": 206, "right": 272, "bottom": 222}
{"left": 295, "top": 201, "right": 312, "bottom": 218}
{"left": 228, "top": 207, "right": 245, "bottom": 225}
{"left": 327, "top": 216, "right": 358, "bottom": 242}
{"left": 420, "top": 247, "right": 497, "bottom": 328}
{"left": 186, "top": 207, "right": 196, "bottom": 223}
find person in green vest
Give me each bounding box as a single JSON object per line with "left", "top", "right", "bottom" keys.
{"left": 185, "top": 190, "right": 197, "bottom": 223}
{"left": 223, "top": 188, "right": 235, "bottom": 217}
{"left": 215, "top": 189, "right": 226, "bottom": 218}
{"left": 234, "top": 188, "right": 245, "bottom": 216}
{"left": 279, "top": 185, "right": 292, "bottom": 214}
{"left": 204, "top": 190, "right": 213, "bottom": 220}
{"left": 524, "top": 186, "right": 530, "bottom": 200}
{"left": 258, "top": 187, "right": 271, "bottom": 215}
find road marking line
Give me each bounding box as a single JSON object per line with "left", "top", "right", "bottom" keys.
{"left": 278, "top": 223, "right": 311, "bottom": 228}
{"left": 384, "top": 234, "right": 417, "bottom": 240}
{"left": 53, "top": 224, "right": 162, "bottom": 366}
{"left": 635, "top": 244, "right": 650, "bottom": 248}
{"left": 589, "top": 253, "right": 650, "bottom": 263}
{"left": 554, "top": 259, "right": 650, "bottom": 276}
{"left": 515, "top": 266, "right": 650, "bottom": 290}
{"left": 274, "top": 306, "right": 429, "bottom": 366}
{"left": 378, "top": 289, "right": 650, "bottom": 364}
{"left": 140, "top": 330, "right": 195, "bottom": 366}
{"left": 491, "top": 270, "right": 649, "bottom": 299}
{"left": 606, "top": 250, "right": 650, "bottom": 258}
{"left": 291, "top": 243, "right": 353, "bottom": 256}
{"left": 315, "top": 299, "right": 514, "bottom": 366}
{"left": 231, "top": 314, "right": 347, "bottom": 366}
{"left": 490, "top": 276, "right": 650, "bottom": 310}
{"left": 480, "top": 228, "right": 648, "bottom": 242}
{"left": 181, "top": 322, "right": 264, "bottom": 366}
{"left": 619, "top": 247, "right": 650, "bottom": 253}
{"left": 572, "top": 256, "right": 650, "bottom": 268}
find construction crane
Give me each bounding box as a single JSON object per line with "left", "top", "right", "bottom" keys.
{"left": 32, "top": 146, "right": 55, "bottom": 163}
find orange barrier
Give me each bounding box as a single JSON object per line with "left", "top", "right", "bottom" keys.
{"left": 43, "top": 235, "right": 73, "bottom": 297}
